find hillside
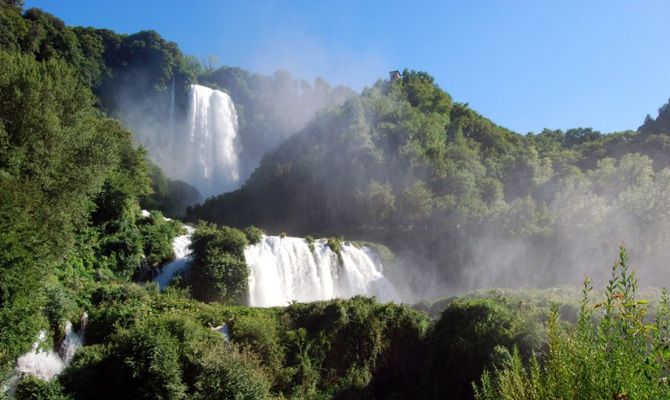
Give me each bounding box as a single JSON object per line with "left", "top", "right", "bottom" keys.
{"left": 3, "top": 2, "right": 670, "bottom": 399}
{"left": 189, "top": 71, "right": 670, "bottom": 294}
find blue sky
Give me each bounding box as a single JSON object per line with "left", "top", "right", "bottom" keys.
{"left": 25, "top": 0, "right": 670, "bottom": 134}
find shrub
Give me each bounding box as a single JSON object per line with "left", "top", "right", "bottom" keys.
{"left": 305, "top": 235, "right": 316, "bottom": 254}
{"left": 61, "top": 315, "right": 221, "bottom": 400}
{"left": 281, "top": 297, "right": 430, "bottom": 398}
{"left": 85, "top": 283, "right": 153, "bottom": 344}
{"left": 228, "top": 313, "right": 284, "bottom": 378}
{"left": 474, "top": 246, "right": 670, "bottom": 400}
{"left": 422, "top": 298, "right": 542, "bottom": 399}
{"left": 242, "top": 226, "right": 264, "bottom": 245}
{"left": 42, "top": 282, "right": 80, "bottom": 337}
{"left": 15, "top": 376, "right": 70, "bottom": 400}
{"left": 327, "top": 237, "right": 344, "bottom": 264}
{"left": 137, "top": 211, "right": 184, "bottom": 271}
{"left": 193, "top": 346, "right": 273, "bottom": 400}
{"left": 186, "top": 223, "right": 249, "bottom": 304}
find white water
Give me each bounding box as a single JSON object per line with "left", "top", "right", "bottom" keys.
{"left": 136, "top": 84, "right": 241, "bottom": 199}
{"left": 155, "top": 225, "right": 195, "bottom": 288}
{"left": 153, "top": 227, "right": 398, "bottom": 306}
{"left": 13, "top": 313, "right": 87, "bottom": 383}
{"left": 60, "top": 313, "right": 87, "bottom": 365}
{"left": 14, "top": 331, "right": 64, "bottom": 382}
{"left": 184, "top": 84, "right": 241, "bottom": 197}
{"left": 245, "top": 236, "right": 398, "bottom": 307}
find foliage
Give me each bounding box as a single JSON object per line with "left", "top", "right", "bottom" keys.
{"left": 0, "top": 48, "right": 152, "bottom": 370}
{"left": 276, "top": 297, "right": 430, "bottom": 399}
{"left": 61, "top": 314, "right": 224, "bottom": 400}
{"left": 474, "top": 246, "right": 670, "bottom": 400}
{"left": 327, "top": 236, "right": 344, "bottom": 264}
{"left": 6, "top": 5, "right": 670, "bottom": 400}
{"left": 140, "top": 162, "right": 202, "bottom": 218}
{"left": 185, "top": 223, "right": 250, "bottom": 304}
{"left": 242, "top": 225, "right": 264, "bottom": 245}
{"left": 136, "top": 211, "right": 184, "bottom": 277}
{"left": 188, "top": 68, "right": 670, "bottom": 294}
{"left": 193, "top": 346, "right": 273, "bottom": 400}
{"left": 47, "top": 280, "right": 433, "bottom": 400}
{"left": 304, "top": 235, "right": 316, "bottom": 254}
{"left": 422, "top": 298, "right": 544, "bottom": 399}
{"left": 15, "top": 376, "right": 71, "bottom": 400}
{"left": 639, "top": 98, "right": 670, "bottom": 136}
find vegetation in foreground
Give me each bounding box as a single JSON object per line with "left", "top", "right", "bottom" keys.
{"left": 475, "top": 247, "right": 670, "bottom": 400}
{"left": 3, "top": 2, "right": 670, "bottom": 400}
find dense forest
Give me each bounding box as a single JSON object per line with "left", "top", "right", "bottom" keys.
{"left": 2, "top": 1, "right": 670, "bottom": 399}
{"left": 189, "top": 69, "right": 670, "bottom": 295}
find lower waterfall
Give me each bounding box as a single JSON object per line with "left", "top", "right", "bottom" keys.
{"left": 155, "top": 225, "right": 195, "bottom": 288}
{"left": 154, "top": 227, "right": 398, "bottom": 307}
{"left": 245, "top": 236, "right": 398, "bottom": 307}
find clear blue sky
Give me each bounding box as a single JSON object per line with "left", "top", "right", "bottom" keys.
{"left": 25, "top": 0, "right": 670, "bottom": 134}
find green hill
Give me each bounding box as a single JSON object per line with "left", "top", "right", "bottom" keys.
{"left": 189, "top": 71, "right": 670, "bottom": 292}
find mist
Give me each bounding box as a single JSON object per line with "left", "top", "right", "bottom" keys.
{"left": 109, "top": 62, "right": 356, "bottom": 200}
{"left": 100, "top": 35, "right": 670, "bottom": 304}
{"left": 187, "top": 72, "right": 670, "bottom": 304}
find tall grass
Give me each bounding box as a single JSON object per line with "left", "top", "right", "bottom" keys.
{"left": 474, "top": 246, "right": 670, "bottom": 400}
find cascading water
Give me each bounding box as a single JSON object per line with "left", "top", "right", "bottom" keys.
{"left": 154, "top": 225, "right": 195, "bottom": 288}
{"left": 184, "top": 84, "right": 241, "bottom": 197}
{"left": 12, "top": 313, "right": 87, "bottom": 385}
{"left": 169, "top": 75, "right": 175, "bottom": 130}
{"left": 153, "top": 227, "right": 398, "bottom": 306}
{"left": 14, "top": 331, "right": 65, "bottom": 382}
{"left": 60, "top": 313, "right": 88, "bottom": 365}
{"left": 135, "top": 84, "right": 241, "bottom": 199}
{"left": 245, "top": 236, "right": 398, "bottom": 307}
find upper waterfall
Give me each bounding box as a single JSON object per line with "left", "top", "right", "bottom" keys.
{"left": 244, "top": 235, "right": 398, "bottom": 307}
{"left": 184, "top": 84, "right": 241, "bottom": 197}
{"left": 135, "top": 84, "right": 241, "bottom": 199}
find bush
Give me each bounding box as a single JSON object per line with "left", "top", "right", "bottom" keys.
{"left": 137, "top": 211, "right": 184, "bottom": 271}
{"left": 280, "top": 297, "right": 430, "bottom": 398}
{"left": 61, "top": 315, "right": 221, "bottom": 400}
{"left": 305, "top": 235, "right": 315, "bottom": 254}
{"left": 474, "top": 246, "right": 670, "bottom": 400}
{"left": 61, "top": 313, "right": 275, "bottom": 400}
{"left": 228, "top": 312, "right": 284, "bottom": 378}
{"left": 42, "top": 282, "right": 80, "bottom": 337}
{"left": 193, "top": 346, "right": 273, "bottom": 400}
{"left": 327, "top": 237, "right": 344, "bottom": 264}
{"left": 15, "top": 375, "right": 71, "bottom": 400}
{"left": 186, "top": 223, "right": 249, "bottom": 304}
{"left": 242, "top": 226, "right": 264, "bottom": 245}
{"left": 84, "top": 283, "right": 154, "bottom": 344}
{"left": 422, "top": 298, "right": 543, "bottom": 399}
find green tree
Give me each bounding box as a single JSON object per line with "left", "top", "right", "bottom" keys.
{"left": 186, "top": 223, "right": 250, "bottom": 304}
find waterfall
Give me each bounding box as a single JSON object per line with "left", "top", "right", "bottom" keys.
{"left": 153, "top": 227, "right": 398, "bottom": 306}
{"left": 60, "top": 312, "right": 88, "bottom": 365}
{"left": 134, "top": 84, "right": 241, "bottom": 199}
{"left": 184, "top": 84, "right": 241, "bottom": 198}
{"left": 14, "top": 331, "right": 65, "bottom": 382}
{"left": 169, "top": 75, "right": 176, "bottom": 131}
{"left": 13, "top": 313, "right": 87, "bottom": 384}
{"left": 155, "top": 225, "right": 195, "bottom": 288}
{"left": 245, "top": 236, "right": 398, "bottom": 307}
